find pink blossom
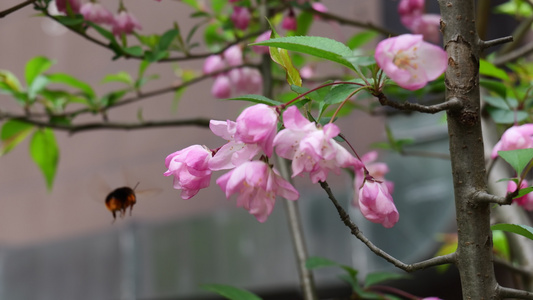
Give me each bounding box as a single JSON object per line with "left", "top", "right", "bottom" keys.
{"left": 229, "top": 67, "right": 262, "bottom": 94}
{"left": 508, "top": 180, "right": 533, "bottom": 211}
{"left": 112, "top": 11, "right": 142, "bottom": 36}
{"left": 203, "top": 55, "right": 226, "bottom": 75}
{"left": 231, "top": 6, "right": 251, "bottom": 30}
{"left": 223, "top": 45, "right": 243, "bottom": 67}
{"left": 234, "top": 104, "right": 279, "bottom": 157}
{"left": 311, "top": 2, "right": 328, "bottom": 19}
{"left": 358, "top": 180, "right": 399, "bottom": 228}
{"left": 300, "top": 65, "right": 315, "bottom": 79}
{"left": 80, "top": 2, "right": 113, "bottom": 25}
{"left": 56, "top": 0, "right": 81, "bottom": 14}
{"left": 211, "top": 75, "right": 232, "bottom": 99}
{"left": 282, "top": 12, "right": 297, "bottom": 31}
{"left": 375, "top": 34, "right": 447, "bottom": 90}
{"left": 274, "top": 106, "right": 363, "bottom": 183}
{"left": 353, "top": 151, "right": 394, "bottom": 206}
{"left": 208, "top": 120, "right": 261, "bottom": 170}
{"left": 491, "top": 124, "right": 533, "bottom": 159}
{"left": 216, "top": 161, "right": 299, "bottom": 222}
{"left": 164, "top": 145, "right": 213, "bottom": 200}
{"left": 252, "top": 31, "right": 272, "bottom": 54}
{"left": 398, "top": 0, "right": 441, "bottom": 43}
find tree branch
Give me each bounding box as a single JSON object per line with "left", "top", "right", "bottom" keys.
{"left": 0, "top": 0, "right": 36, "bottom": 18}
{"left": 0, "top": 116, "right": 210, "bottom": 134}
{"left": 494, "top": 256, "right": 533, "bottom": 278}
{"left": 375, "top": 93, "right": 463, "bottom": 114}
{"left": 498, "top": 286, "right": 533, "bottom": 299}
{"left": 494, "top": 40, "right": 533, "bottom": 66}
{"left": 319, "top": 181, "right": 456, "bottom": 272}
{"left": 303, "top": 8, "right": 396, "bottom": 37}
{"left": 472, "top": 190, "right": 516, "bottom": 205}
{"left": 480, "top": 36, "right": 514, "bottom": 51}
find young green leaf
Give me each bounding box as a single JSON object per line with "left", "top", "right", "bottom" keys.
{"left": 480, "top": 59, "right": 509, "bottom": 81}
{"left": 491, "top": 223, "right": 533, "bottom": 241}
{"left": 158, "top": 29, "right": 180, "bottom": 51}
{"left": 498, "top": 149, "right": 533, "bottom": 176}
{"left": 480, "top": 78, "right": 507, "bottom": 99}
{"left": 226, "top": 95, "right": 282, "bottom": 106}
{"left": 492, "top": 230, "right": 510, "bottom": 260}
{"left": 252, "top": 36, "right": 355, "bottom": 71}
{"left": 347, "top": 30, "right": 378, "bottom": 50}
{"left": 364, "top": 271, "right": 409, "bottom": 288}
{"left": 201, "top": 284, "right": 262, "bottom": 300}
{"left": 101, "top": 71, "right": 134, "bottom": 86}
{"left": 25, "top": 56, "right": 54, "bottom": 86}
{"left": 263, "top": 28, "right": 302, "bottom": 87}
{"left": 47, "top": 73, "right": 96, "bottom": 100}
{"left": 305, "top": 256, "right": 340, "bottom": 269}
{"left": 0, "top": 120, "right": 34, "bottom": 156}
{"left": 30, "top": 128, "right": 59, "bottom": 190}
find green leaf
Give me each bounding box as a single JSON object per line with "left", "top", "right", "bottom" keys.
{"left": 123, "top": 46, "right": 144, "bottom": 57}
{"left": 323, "top": 80, "right": 367, "bottom": 105}
{"left": 0, "top": 70, "right": 23, "bottom": 93}
{"left": 486, "top": 106, "right": 528, "bottom": 124}
{"left": 101, "top": 71, "right": 134, "bottom": 86}
{"left": 483, "top": 95, "right": 512, "bottom": 110}
{"left": 201, "top": 284, "right": 262, "bottom": 300}
{"left": 515, "top": 186, "right": 533, "bottom": 198}
{"left": 480, "top": 59, "right": 509, "bottom": 81}
{"left": 30, "top": 128, "right": 59, "bottom": 190}
{"left": 158, "top": 29, "right": 180, "bottom": 51}
{"left": 364, "top": 272, "right": 408, "bottom": 288}
{"left": 491, "top": 223, "right": 533, "bottom": 241}
{"left": 346, "top": 30, "right": 378, "bottom": 50}
{"left": 226, "top": 95, "right": 282, "bottom": 106}
{"left": 47, "top": 73, "right": 96, "bottom": 100}
{"left": 145, "top": 50, "right": 169, "bottom": 62}
{"left": 252, "top": 36, "right": 355, "bottom": 70}
{"left": 305, "top": 256, "right": 340, "bottom": 269}
{"left": 54, "top": 15, "right": 85, "bottom": 26}
{"left": 498, "top": 149, "right": 533, "bottom": 176}
{"left": 492, "top": 230, "right": 511, "bottom": 260}
{"left": 0, "top": 120, "right": 34, "bottom": 156}
{"left": 295, "top": 11, "right": 313, "bottom": 36}
{"left": 264, "top": 26, "right": 302, "bottom": 87}
{"left": 480, "top": 78, "right": 507, "bottom": 99}
{"left": 25, "top": 56, "right": 54, "bottom": 86}
{"left": 27, "top": 75, "right": 49, "bottom": 100}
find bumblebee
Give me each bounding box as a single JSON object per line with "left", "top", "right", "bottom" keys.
{"left": 105, "top": 182, "right": 139, "bottom": 221}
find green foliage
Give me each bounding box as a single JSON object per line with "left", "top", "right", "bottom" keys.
{"left": 491, "top": 223, "right": 533, "bottom": 242}
{"left": 0, "top": 120, "right": 34, "bottom": 156}
{"left": 347, "top": 30, "right": 379, "bottom": 50}
{"left": 30, "top": 128, "right": 59, "bottom": 190}
{"left": 498, "top": 149, "right": 533, "bottom": 177}
{"left": 492, "top": 230, "right": 511, "bottom": 260}
{"left": 25, "top": 56, "right": 54, "bottom": 86}
{"left": 480, "top": 59, "right": 509, "bottom": 81}
{"left": 201, "top": 284, "right": 262, "bottom": 300}
{"left": 252, "top": 35, "right": 356, "bottom": 71}
{"left": 264, "top": 24, "right": 302, "bottom": 87}
{"left": 226, "top": 95, "right": 282, "bottom": 106}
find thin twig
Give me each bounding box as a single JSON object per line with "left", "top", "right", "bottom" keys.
{"left": 376, "top": 93, "right": 463, "bottom": 114}
{"left": 471, "top": 190, "right": 516, "bottom": 205}
{"left": 319, "top": 180, "right": 456, "bottom": 272}
{"left": 498, "top": 286, "right": 533, "bottom": 299}
{"left": 0, "top": 0, "right": 36, "bottom": 18}
{"left": 304, "top": 8, "right": 396, "bottom": 37}
{"left": 481, "top": 36, "right": 514, "bottom": 50}
{"left": 494, "top": 40, "right": 533, "bottom": 66}
{"left": 0, "top": 117, "right": 210, "bottom": 134}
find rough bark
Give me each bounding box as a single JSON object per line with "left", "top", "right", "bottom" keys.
{"left": 437, "top": 0, "right": 498, "bottom": 298}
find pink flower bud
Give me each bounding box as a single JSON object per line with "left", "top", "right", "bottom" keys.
{"left": 231, "top": 6, "right": 251, "bottom": 30}
{"left": 311, "top": 2, "right": 328, "bottom": 19}
{"left": 235, "top": 104, "right": 279, "bottom": 157}
{"left": 56, "top": 0, "right": 81, "bottom": 14}
{"left": 491, "top": 124, "right": 533, "bottom": 159}
{"left": 282, "top": 12, "right": 297, "bottom": 31}
{"left": 223, "top": 45, "right": 243, "bottom": 67}
{"left": 112, "top": 11, "right": 142, "bottom": 36}
{"left": 164, "top": 145, "right": 213, "bottom": 200}
{"left": 211, "top": 75, "right": 232, "bottom": 99}
{"left": 80, "top": 2, "right": 113, "bottom": 25}
{"left": 252, "top": 31, "right": 272, "bottom": 54}
{"left": 216, "top": 161, "right": 299, "bottom": 222}
{"left": 358, "top": 180, "right": 399, "bottom": 228}
{"left": 375, "top": 34, "right": 447, "bottom": 90}
{"left": 353, "top": 151, "right": 392, "bottom": 206}
{"left": 508, "top": 180, "right": 533, "bottom": 211}
{"left": 203, "top": 55, "right": 226, "bottom": 75}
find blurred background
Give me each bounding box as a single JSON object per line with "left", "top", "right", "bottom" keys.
{"left": 0, "top": 0, "right": 481, "bottom": 299}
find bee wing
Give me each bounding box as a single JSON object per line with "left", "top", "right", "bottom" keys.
{"left": 86, "top": 175, "right": 111, "bottom": 203}
{"left": 135, "top": 188, "right": 163, "bottom": 200}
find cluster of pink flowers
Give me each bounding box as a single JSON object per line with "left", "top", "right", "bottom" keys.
{"left": 375, "top": 34, "right": 447, "bottom": 91}
{"left": 203, "top": 45, "right": 262, "bottom": 99}
{"left": 398, "top": 0, "right": 441, "bottom": 43}
{"left": 57, "top": 0, "right": 142, "bottom": 36}
{"left": 353, "top": 151, "right": 398, "bottom": 228}
{"left": 164, "top": 104, "right": 399, "bottom": 227}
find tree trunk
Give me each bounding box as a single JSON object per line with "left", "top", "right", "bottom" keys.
{"left": 438, "top": 0, "right": 498, "bottom": 298}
